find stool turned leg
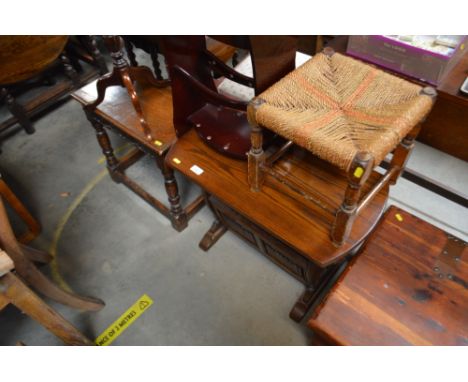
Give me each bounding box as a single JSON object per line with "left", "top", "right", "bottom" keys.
{"left": 389, "top": 123, "right": 422, "bottom": 185}
{"left": 155, "top": 155, "right": 188, "bottom": 232}
{"left": 389, "top": 87, "right": 437, "bottom": 185}
{"left": 332, "top": 152, "right": 374, "bottom": 246}
{"left": 1, "top": 88, "right": 35, "bottom": 134}
{"left": 0, "top": 272, "right": 93, "bottom": 345}
{"left": 247, "top": 98, "right": 266, "bottom": 192}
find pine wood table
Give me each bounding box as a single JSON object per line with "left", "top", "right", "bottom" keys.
{"left": 166, "top": 129, "right": 389, "bottom": 321}
{"left": 308, "top": 205, "right": 468, "bottom": 345}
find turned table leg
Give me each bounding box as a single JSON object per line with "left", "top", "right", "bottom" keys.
{"left": 155, "top": 155, "right": 188, "bottom": 231}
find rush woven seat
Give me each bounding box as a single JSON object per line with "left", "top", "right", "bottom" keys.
{"left": 247, "top": 48, "right": 436, "bottom": 247}
{"left": 251, "top": 50, "right": 434, "bottom": 171}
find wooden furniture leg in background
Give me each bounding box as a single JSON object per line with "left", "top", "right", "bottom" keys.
{"left": 0, "top": 177, "right": 41, "bottom": 244}
{"left": 0, "top": 87, "right": 35, "bottom": 134}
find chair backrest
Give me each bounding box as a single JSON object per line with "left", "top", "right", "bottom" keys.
{"left": 162, "top": 35, "right": 298, "bottom": 139}
{"left": 210, "top": 36, "right": 298, "bottom": 94}
{"left": 162, "top": 36, "right": 217, "bottom": 138}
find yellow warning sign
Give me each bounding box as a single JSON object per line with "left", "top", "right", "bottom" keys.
{"left": 95, "top": 294, "right": 153, "bottom": 346}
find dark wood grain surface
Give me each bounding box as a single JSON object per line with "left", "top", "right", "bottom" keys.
{"left": 308, "top": 205, "right": 468, "bottom": 345}
{"left": 0, "top": 36, "right": 68, "bottom": 85}
{"left": 73, "top": 82, "right": 176, "bottom": 155}
{"left": 166, "top": 129, "right": 389, "bottom": 267}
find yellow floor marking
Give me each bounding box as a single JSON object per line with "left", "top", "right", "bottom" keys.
{"left": 50, "top": 141, "right": 140, "bottom": 290}
{"left": 97, "top": 143, "right": 132, "bottom": 164}
{"left": 49, "top": 169, "right": 108, "bottom": 291}
{"left": 95, "top": 294, "right": 154, "bottom": 346}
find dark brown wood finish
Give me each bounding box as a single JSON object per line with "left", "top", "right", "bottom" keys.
{"left": 0, "top": 36, "right": 68, "bottom": 85}
{"left": 0, "top": 36, "right": 106, "bottom": 136}
{"left": 308, "top": 205, "right": 468, "bottom": 345}
{"left": 73, "top": 36, "right": 205, "bottom": 231}
{"left": 162, "top": 36, "right": 297, "bottom": 159}
{"left": 166, "top": 128, "right": 389, "bottom": 320}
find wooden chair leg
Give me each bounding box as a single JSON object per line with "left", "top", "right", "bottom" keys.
{"left": 331, "top": 152, "right": 374, "bottom": 246}
{"left": 155, "top": 155, "right": 188, "bottom": 231}
{"left": 1, "top": 87, "right": 35, "bottom": 134}
{"left": 0, "top": 178, "right": 41, "bottom": 244}
{"left": 86, "top": 115, "right": 121, "bottom": 182}
{"left": 0, "top": 197, "right": 104, "bottom": 311}
{"left": 0, "top": 272, "right": 93, "bottom": 345}
{"left": 20, "top": 244, "right": 52, "bottom": 264}
{"left": 247, "top": 98, "right": 267, "bottom": 192}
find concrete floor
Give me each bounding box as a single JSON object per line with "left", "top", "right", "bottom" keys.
{"left": 0, "top": 49, "right": 467, "bottom": 346}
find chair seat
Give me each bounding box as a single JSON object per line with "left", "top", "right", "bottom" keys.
{"left": 253, "top": 52, "right": 434, "bottom": 170}
{"left": 73, "top": 80, "right": 176, "bottom": 155}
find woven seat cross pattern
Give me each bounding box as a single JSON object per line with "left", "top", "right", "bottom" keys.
{"left": 252, "top": 50, "right": 434, "bottom": 171}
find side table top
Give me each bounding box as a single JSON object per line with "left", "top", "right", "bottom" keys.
{"left": 0, "top": 36, "right": 68, "bottom": 85}
{"left": 166, "top": 129, "right": 389, "bottom": 267}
